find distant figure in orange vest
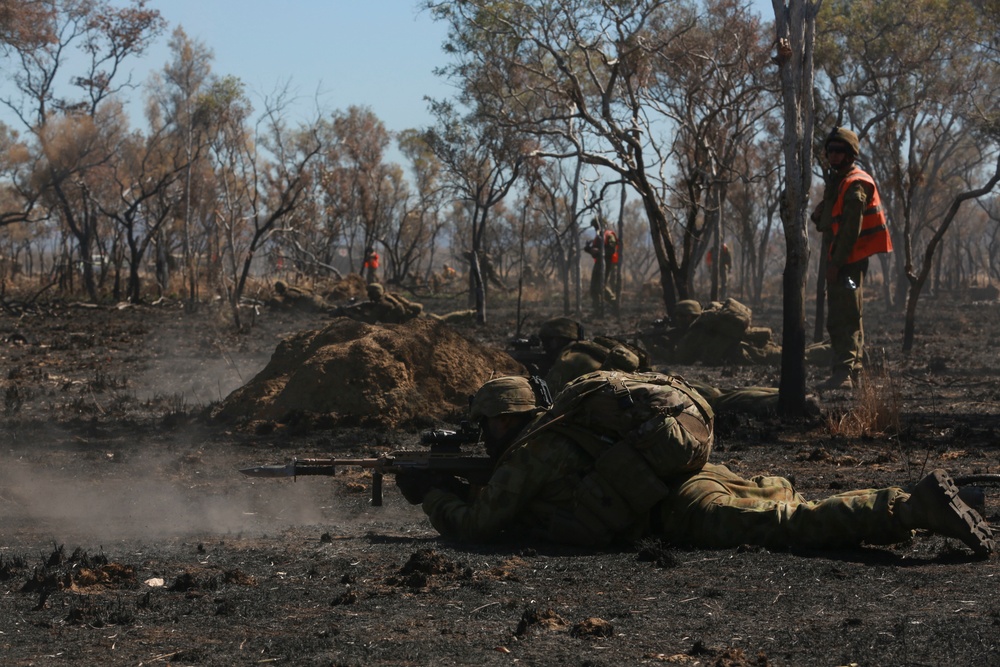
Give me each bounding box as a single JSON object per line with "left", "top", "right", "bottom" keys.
{"left": 583, "top": 218, "right": 619, "bottom": 314}
{"left": 812, "top": 127, "right": 892, "bottom": 390}
{"left": 363, "top": 246, "right": 380, "bottom": 284}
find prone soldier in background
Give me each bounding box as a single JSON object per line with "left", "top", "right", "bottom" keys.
{"left": 531, "top": 316, "right": 649, "bottom": 393}
{"left": 333, "top": 283, "right": 423, "bottom": 325}
{"left": 506, "top": 316, "right": 585, "bottom": 377}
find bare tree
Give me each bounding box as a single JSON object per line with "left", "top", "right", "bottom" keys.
{"left": 648, "top": 0, "right": 775, "bottom": 302}
{"left": 200, "top": 78, "right": 323, "bottom": 328}
{"left": 422, "top": 99, "right": 526, "bottom": 324}
{"left": 146, "top": 25, "right": 215, "bottom": 304}
{"left": 0, "top": 0, "right": 164, "bottom": 301}
{"left": 398, "top": 128, "right": 448, "bottom": 285}
{"left": 425, "top": 0, "right": 772, "bottom": 315}
{"left": 94, "top": 124, "right": 195, "bottom": 302}
{"left": 772, "top": 0, "right": 821, "bottom": 417}
{"left": 322, "top": 106, "right": 403, "bottom": 274}
{"left": 902, "top": 138, "right": 1000, "bottom": 350}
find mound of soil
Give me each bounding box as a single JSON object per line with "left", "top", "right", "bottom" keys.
{"left": 213, "top": 316, "right": 525, "bottom": 429}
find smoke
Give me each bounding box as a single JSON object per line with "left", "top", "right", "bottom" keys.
{"left": 129, "top": 308, "right": 296, "bottom": 406}
{"left": 0, "top": 450, "right": 338, "bottom": 545}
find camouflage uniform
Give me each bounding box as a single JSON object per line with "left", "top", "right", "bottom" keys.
{"left": 658, "top": 299, "right": 781, "bottom": 366}
{"left": 813, "top": 127, "right": 890, "bottom": 388}
{"left": 417, "top": 376, "right": 993, "bottom": 555}
{"left": 423, "top": 433, "right": 982, "bottom": 552}
{"left": 424, "top": 425, "right": 592, "bottom": 542}
{"left": 335, "top": 283, "right": 423, "bottom": 324}
{"left": 638, "top": 300, "right": 702, "bottom": 362}
{"left": 544, "top": 337, "right": 645, "bottom": 393}
{"left": 655, "top": 463, "right": 911, "bottom": 549}
{"left": 271, "top": 281, "right": 332, "bottom": 313}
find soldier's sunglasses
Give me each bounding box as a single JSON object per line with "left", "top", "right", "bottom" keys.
{"left": 826, "top": 144, "right": 851, "bottom": 155}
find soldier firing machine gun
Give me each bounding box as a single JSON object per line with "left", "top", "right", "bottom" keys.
{"left": 240, "top": 422, "right": 491, "bottom": 506}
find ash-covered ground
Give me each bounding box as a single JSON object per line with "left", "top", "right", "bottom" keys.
{"left": 0, "top": 290, "right": 998, "bottom": 666}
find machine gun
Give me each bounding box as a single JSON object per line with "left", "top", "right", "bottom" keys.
{"left": 239, "top": 423, "right": 491, "bottom": 506}
{"left": 507, "top": 334, "right": 551, "bottom": 374}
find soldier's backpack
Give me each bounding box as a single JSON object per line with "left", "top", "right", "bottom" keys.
{"left": 692, "top": 298, "right": 752, "bottom": 340}
{"left": 544, "top": 336, "right": 650, "bottom": 393}
{"left": 515, "top": 370, "right": 714, "bottom": 544}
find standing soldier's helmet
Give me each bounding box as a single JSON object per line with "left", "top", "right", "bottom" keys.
{"left": 470, "top": 376, "right": 542, "bottom": 421}
{"left": 825, "top": 127, "right": 860, "bottom": 158}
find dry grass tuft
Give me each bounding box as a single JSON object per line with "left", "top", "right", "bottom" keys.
{"left": 826, "top": 363, "right": 902, "bottom": 438}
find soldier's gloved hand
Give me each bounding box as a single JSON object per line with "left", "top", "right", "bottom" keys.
{"left": 395, "top": 470, "right": 436, "bottom": 505}
{"left": 810, "top": 204, "right": 824, "bottom": 228}
{"left": 432, "top": 474, "right": 472, "bottom": 502}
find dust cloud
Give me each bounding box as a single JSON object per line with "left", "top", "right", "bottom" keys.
{"left": 0, "top": 451, "right": 345, "bottom": 546}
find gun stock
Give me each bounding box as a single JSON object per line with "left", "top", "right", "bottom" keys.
{"left": 240, "top": 450, "right": 493, "bottom": 506}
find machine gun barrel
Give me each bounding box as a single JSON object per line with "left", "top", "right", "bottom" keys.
{"left": 240, "top": 450, "right": 494, "bottom": 506}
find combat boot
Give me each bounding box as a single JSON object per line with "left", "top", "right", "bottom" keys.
{"left": 898, "top": 469, "right": 995, "bottom": 556}
{"left": 817, "top": 367, "right": 853, "bottom": 391}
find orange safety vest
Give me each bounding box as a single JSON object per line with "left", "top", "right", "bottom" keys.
{"left": 363, "top": 252, "right": 379, "bottom": 269}
{"left": 592, "top": 230, "right": 619, "bottom": 264}
{"left": 830, "top": 168, "right": 892, "bottom": 264}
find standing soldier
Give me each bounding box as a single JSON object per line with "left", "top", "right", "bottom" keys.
{"left": 363, "top": 246, "right": 380, "bottom": 284}
{"left": 718, "top": 242, "right": 732, "bottom": 299}
{"left": 812, "top": 127, "right": 892, "bottom": 390}
{"left": 706, "top": 242, "right": 733, "bottom": 300}
{"left": 584, "top": 218, "right": 619, "bottom": 315}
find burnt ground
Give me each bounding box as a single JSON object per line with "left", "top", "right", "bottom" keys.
{"left": 1, "top": 290, "right": 999, "bottom": 666}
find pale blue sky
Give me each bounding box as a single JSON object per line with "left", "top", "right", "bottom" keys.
{"left": 137, "top": 1, "right": 775, "bottom": 138}
{"left": 137, "top": 1, "right": 453, "bottom": 134}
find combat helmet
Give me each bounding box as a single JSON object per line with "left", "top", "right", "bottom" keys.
{"left": 674, "top": 300, "right": 703, "bottom": 318}
{"left": 539, "top": 316, "right": 584, "bottom": 343}
{"left": 825, "top": 127, "right": 860, "bottom": 158}
{"left": 367, "top": 283, "right": 385, "bottom": 300}
{"left": 470, "top": 376, "right": 542, "bottom": 421}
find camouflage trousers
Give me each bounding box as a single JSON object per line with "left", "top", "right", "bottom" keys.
{"left": 655, "top": 463, "right": 912, "bottom": 549}
{"left": 827, "top": 259, "right": 867, "bottom": 374}
{"left": 589, "top": 265, "right": 617, "bottom": 310}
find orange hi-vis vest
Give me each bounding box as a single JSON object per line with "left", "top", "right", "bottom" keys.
{"left": 592, "top": 230, "right": 619, "bottom": 264}
{"left": 830, "top": 167, "right": 892, "bottom": 264}
{"left": 364, "top": 252, "right": 379, "bottom": 269}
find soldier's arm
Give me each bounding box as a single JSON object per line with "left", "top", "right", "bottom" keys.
{"left": 421, "top": 438, "right": 579, "bottom": 542}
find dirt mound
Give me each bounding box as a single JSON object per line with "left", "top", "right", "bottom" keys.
{"left": 213, "top": 317, "right": 524, "bottom": 429}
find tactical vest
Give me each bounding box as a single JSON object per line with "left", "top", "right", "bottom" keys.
{"left": 830, "top": 168, "right": 892, "bottom": 264}
{"left": 590, "top": 230, "right": 619, "bottom": 264}
{"left": 515, "top": 371, "right": 714, "bottom": 545}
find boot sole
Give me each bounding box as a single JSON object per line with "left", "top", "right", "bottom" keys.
{"left": 924, "top": 470, "right": 995, "bottom": 556}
